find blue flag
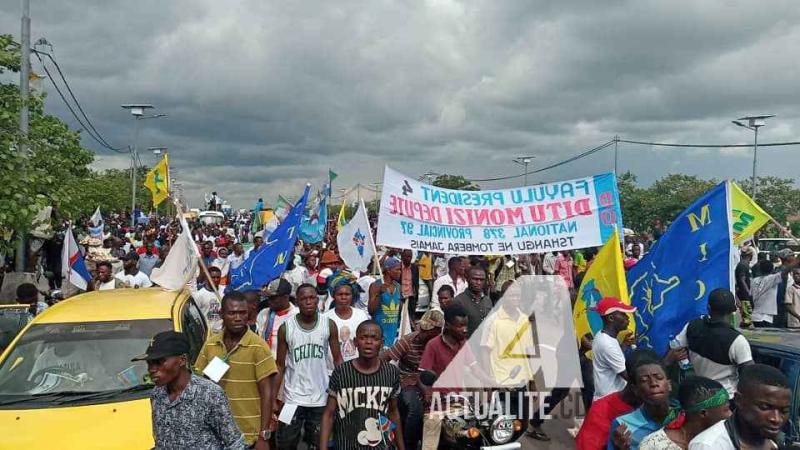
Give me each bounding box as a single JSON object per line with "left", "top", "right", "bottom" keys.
{"left": 627, "top": 182, "right": 732, "bottom": 355}
{"left": 228, "top": 186, "right": 310, "bottom": 292}
{"left": 299, "top": 195, "right": 327, "bottom": 244}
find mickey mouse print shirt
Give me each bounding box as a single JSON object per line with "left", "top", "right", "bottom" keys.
{"left": 328, "top": 360, "right": 401, "bottom": 449}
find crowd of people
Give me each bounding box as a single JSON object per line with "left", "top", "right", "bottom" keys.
{"left": 10, "top": 205, "right": 800, "bottom": 450}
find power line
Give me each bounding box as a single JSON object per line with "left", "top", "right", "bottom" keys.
{"left": 617, "top": 138, "right": 800, "bottom": 148}
{"left": 36, "top": 50, "right": 127, "bottom": 151}
{"left": 32, "top": 50, "right": 129, "bottom": 154}
{"left": 463, "top": 140, "right": 616, "bottom": 182}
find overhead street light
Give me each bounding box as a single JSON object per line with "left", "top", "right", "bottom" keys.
{"left": 513, "top": 156, "right": 536, "bottom": 186}
{"left": 122, "top": 104, "right": 166, "bottom": 227}
{"left": 732, "top": 115, "right": 774, "bottom": 200}
{"left": 148, "top": 146, "right": 168, "bottom": 157}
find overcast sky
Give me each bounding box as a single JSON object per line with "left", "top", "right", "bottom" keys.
{"left": 2, "top": 0, "right": 799, "bottom": 209}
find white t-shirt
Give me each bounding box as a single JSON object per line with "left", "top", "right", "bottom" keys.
{"left": 431, "top": 274, "right": 467, "bottom": 311}
{"left": 356, "top": 275, "right": 376, "bottom": 312}
{"left": 592, "top": 331, "right": 627, "bottom": 400}
{"left": 542, "top": 252, "right": 558, "bottom": 275}
{"left": 228, "top": 253, "right": 246, "bottom": 270}
{"left": 324, "top": 307, "right": 370, "bottom": 369}
{"left": 675, "top": 323, "right": 752, "bottom": 396}
{"left": 193, "top": 288, "right": 222, "bottom": 333}
{"left": 115, "top": 271, "right": 152, "bottom": 288}
{"left": 688, "top": 420, "right": 736, "bottom": 450}
{"left": 282, "top": 266, "right": 308, "bottom": 296}
{"left": 751, "top": 273, "right": 783, "bottom": 323}
{"left": 255, "top": 305, "right": 299, "bottom": 355}
{"left": 97, "top": 279, "right": 117, "bottom": 290}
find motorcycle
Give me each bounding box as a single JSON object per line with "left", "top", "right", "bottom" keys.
{"left": 420, "top": 371, "right": 525, "bottom": 450}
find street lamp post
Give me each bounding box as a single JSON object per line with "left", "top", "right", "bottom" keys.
{"left": 121, "top": 104, "right": 164, "bottom": 227}
{"left": 732, "top": 115, "right": 774, "bottom": 200}
{"left": 513, "top": 156, "right": 536, "bottom": 186}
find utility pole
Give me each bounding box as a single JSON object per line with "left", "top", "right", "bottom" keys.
{"left": 131, "top": 118, "right": 140, "bottom": 227}
{"left": 15, "top": 0, "right": 31, "bottom": 272}
{"left": 732, "top": 115, "right": 774, "bottom": 201}
{"left": 122, "top": 104, "right": 163, "bottom": 227}
{"left": 614, "top": 135, "right": 619, "bottom": 174}
{"left": 512, "top": 156, "right": 536, "bottom": 186}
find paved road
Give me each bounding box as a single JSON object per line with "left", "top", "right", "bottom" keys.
{"left": 520, "top": 389, "right": 583, "bottom": 449}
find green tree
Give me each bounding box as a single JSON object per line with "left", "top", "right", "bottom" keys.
{"left": 431, "top": 174, "right": 480, "bottom": 190}
{"left": 0, "top": 34, "right": 95, "bottom": 253}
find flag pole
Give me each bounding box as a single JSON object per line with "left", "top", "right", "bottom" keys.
{"left": 175, "top": 198, "right": 222, "bottom": 301}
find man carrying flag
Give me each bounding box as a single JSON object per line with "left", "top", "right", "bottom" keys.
{"left": 61, "top": 226, "right": 92, "bottom": 291}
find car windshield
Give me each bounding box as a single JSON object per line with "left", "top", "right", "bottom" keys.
{"left": 0, "top": 319, "right": 170, "bottom": 397}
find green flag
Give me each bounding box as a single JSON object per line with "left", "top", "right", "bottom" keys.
{"left": 329, "top": 169, "right": 338, "bottom": 182}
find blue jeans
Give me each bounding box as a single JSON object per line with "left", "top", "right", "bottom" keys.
{"left": 398, "top": 386, "right": 424, "bottom": 450}
{"left": 276, "top": 405, "right": 324, "bottom": 450}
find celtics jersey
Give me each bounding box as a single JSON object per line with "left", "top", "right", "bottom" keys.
{"left": 283, "top": 315, "right": 331, "bottom": 407}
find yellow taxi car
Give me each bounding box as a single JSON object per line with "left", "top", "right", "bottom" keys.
{"left": 0, "top": 288, "right": 209, "bottom": 449}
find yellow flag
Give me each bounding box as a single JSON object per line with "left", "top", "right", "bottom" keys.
{"left": 731, "top": 181, "right": 772, "bottom": 244}
{"left": 573, "top": 229, "right": 633, "bottom": 346}
{"left": 144, "top": 154, "right": 170, "bottom": 206}
{"left": 336, "top": 201, "right": 347, "bottom": 231}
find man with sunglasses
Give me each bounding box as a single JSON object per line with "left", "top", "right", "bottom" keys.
{"left": 134, "top": 331, "right": 245, "bottom": 449}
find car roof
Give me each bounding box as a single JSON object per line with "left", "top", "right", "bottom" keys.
{"left": 33, "top": 288, "right": 189, "bottom": 324}
{"left": 742, "top": 328, "right": 800, "bottom": 355}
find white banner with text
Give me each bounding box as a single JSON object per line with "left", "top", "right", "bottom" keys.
{"left": 376, "top": 166, "right": 624, "bottom": 255}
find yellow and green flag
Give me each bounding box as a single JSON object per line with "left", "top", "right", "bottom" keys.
{"left": 573, "top": 229, "right": 633, "bottom": 346}
{"left": 731, "top": 181, "right": 772, "bottom": 244}
{"left": 144, "top": 154, "right": 170, "bottom": 207}
{"left": 336, "top": 201, "right": 347, "bottom": 231}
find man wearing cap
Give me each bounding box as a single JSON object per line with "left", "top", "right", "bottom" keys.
{"left": 136, "top": 331, "right": 245, "bottom": 450}
{"left": 256, "top": 278, "right": 298, "bottom": 355}
{"left": 196, "top": 291, "right": 277, "bottom": 449}
{"left": 673, "top": 288, "right": 754, "bottom": 396}
{"left": 592, "top": 297, "right": 637, "bottom": 400}
{"left": 381, "top": 309, "right": 444, "bottom": 450}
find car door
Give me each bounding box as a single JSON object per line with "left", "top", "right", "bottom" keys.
{"left": 180, "top": 298, "right": 209, "bottom": 364}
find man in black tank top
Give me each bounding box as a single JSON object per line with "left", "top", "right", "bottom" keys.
{"left": 673, "top": 289, "right": 753, "bottom": 396}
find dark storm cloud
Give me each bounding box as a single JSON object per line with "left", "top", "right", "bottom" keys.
{"left": 1, "top": 0, "right": 799, "bottom": 208}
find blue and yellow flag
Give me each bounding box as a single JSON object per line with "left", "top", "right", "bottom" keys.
{"left": 228, "top": 186, "right": 310, "bottom": 292}
{"left": 144, "top": 154, "right": 169, "bottom": 206}
{"left": 574, "top": 229, "right": 631, "bottom": 345}
{"left": 628, "top": 182, "right": 732, "bottom": 355}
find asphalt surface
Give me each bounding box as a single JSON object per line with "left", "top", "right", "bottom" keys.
{"left": 520, "top": 389, "right": 583, "bottom": 449}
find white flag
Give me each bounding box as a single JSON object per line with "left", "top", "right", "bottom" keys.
{"left": 336, "top": 199, "right": 376, "bottom": 272}
{"left": 90, "top": 207, "right": 103, "bottom": 227}
{"left": 151, "top": 215, "right": 200, "bottom": 290}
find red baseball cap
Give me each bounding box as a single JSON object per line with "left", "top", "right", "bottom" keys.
{"left": 595, "top": 297, "right": 636, "bottom": 316}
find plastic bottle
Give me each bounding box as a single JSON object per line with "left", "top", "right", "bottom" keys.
{"left": 669, "top": 334, "right": 692, "bottom": 371}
